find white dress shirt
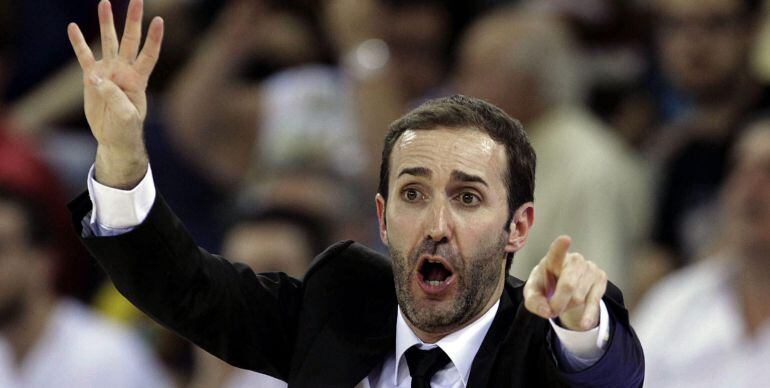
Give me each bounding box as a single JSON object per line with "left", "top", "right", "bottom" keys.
{"left": 85, "top": 165, "right": 611, "bottom": 387}
{"left": 0, "top": 300, "right": 170, "bottom": 388}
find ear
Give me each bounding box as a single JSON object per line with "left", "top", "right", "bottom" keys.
{"left": 505, "top": 202, "right": 534, "bottom": 253}
{"left": 375, "top": 193, "right": 389, "bottom": 246}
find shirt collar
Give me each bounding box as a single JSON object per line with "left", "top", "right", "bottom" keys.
{"left": 393, "top": 300, "right": 500, "bottom": 387}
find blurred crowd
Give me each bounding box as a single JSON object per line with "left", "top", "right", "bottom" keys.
{"left": 1, "top": 0, "right": 770, "bottom": 386}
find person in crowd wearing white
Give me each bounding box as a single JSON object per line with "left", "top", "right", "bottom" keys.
{"left": 635, "top": 118, "right": 770, "bottom": 387}
{"left": 0, "top": 187, "right": 170, "bottom": 388}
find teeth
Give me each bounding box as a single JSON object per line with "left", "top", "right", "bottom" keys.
{"left": 427, "top": 280, "right": 443, "bottom": 286}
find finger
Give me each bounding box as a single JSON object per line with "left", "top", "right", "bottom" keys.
{"left": 569, "top": 261, "right": 595, "bottom": 306}
{"left": 67, "top": 23, "right": 96, "bottom": 71}
{"left": 119, "top": 0, "right": 144, "bottom": 61}
{"left": 523, "top": 264, "right": 554, "bottom": 318}
{"left": 89, "top": 72, "right": 136, "bottom": 122}
{"left": 99, "top": 0, "right": 120, "bottom": 59}
{"left": 544, "top": 235, "right": 571, "bottom": 277}
{"left": 548, "top": 254, "right": 587, "bottom": 316}
{"left": 135, "top": 17, "right": 164, "bottom": 78}
{"left": 580, "top": 279, "right": 607, "bottom": 330}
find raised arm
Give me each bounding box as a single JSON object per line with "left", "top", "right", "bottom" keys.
{"left": 67, "top": 1, "right": 304, "bottom": 379}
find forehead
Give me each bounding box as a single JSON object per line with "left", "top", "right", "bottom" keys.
{"left": 390, "top": 127, "right": 507, "bottom": 185}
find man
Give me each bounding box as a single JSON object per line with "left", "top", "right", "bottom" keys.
{"left": 0, "top": 186, "right": 169, "bottom": 387}
{"left": 647, "top": 0, "right": 769, "bottom": 270}
{"left": 635, "top": 118, "right": 770, "bottom": 386}
{"left": 66, "top": 0, "right": 644, "bottom": 386}
{"left": 455, "top": 7, "right": 651, "bottom": 291}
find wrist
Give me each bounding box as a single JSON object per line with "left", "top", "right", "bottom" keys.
{"left": 558, "top": 309, "right": 598, "bottom": 332}
{"left": 95, "top": 145, "right": 149, "bottom": 190}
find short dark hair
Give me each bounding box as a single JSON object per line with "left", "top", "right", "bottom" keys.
{"left": 224, "top": 205, "right": 331, "bottom": 261}
{"left": 0, "top": 186, "right": 51, "bottom": 247}
{"left": 377, "top": 95, "right": 537, "bottom": 272}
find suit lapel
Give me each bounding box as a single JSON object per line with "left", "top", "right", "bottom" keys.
{"left": 466, "top": 287, "right": 516, "bottom": 388}
{"left": 290, "top": 302, "right": 397, "bottom": 387}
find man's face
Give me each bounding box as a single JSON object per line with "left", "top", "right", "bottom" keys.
{"left": 724, "top": 128, "right": 770, "bottom": 256}
{"left": 223, "top": 221, "right": 312, "bottom": 279}
{"left": 0, "top": 201, "right": 35, "bottom": 328}
{"left": 654, "top": 0, "right": 753, "bottom": 98}
{"left": 382, "top": 4, "right": 448, "bottom": 100}
{"left": 376, "top": 127, "right": 525, "bottom": 334}
{"left": 454, "top": 19, "right": 541, "bottom": 125}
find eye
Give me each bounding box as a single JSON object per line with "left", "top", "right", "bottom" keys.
{"left": 457, "top": 191, "right": 481, "bottom": 206}
{"left": 401, "top": 187, "right": 422, "bottom": 202}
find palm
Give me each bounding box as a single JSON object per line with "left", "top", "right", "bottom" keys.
{"left": 68, "top": 0, "right": 163, "bottom": 149}
{"left": 83, "top": 59, "right": 146, "bottom": 144}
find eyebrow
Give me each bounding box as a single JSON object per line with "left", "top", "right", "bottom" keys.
{"left": 451, "top": 170, "right": 488, "bottom": 187}
{"left": 398, "top": 167, "right": 432, "bottom": 179}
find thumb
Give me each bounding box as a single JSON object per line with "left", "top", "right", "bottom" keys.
{"left": 89, "top": 72, "right": 136, "bottom": 121}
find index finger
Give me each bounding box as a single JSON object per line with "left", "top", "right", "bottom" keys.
{"left": 67, "top": 23, "right": 96, "bottom": 71}
{"left": 544, "top": 235, "right": 571, "bottom": 277}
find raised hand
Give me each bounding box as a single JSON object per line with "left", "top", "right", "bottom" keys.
{"left": 523, "top": 236, "right": 608, "bottom": 331}
{"left": 68, "top": 0, "right": 164, "bottom": 189}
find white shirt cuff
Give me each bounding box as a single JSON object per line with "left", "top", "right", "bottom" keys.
{"left": 87, "top": 163, "right": 156, "bottom": 231}
{"left": 549, "top": 299, "right": 610, "bottom": 367}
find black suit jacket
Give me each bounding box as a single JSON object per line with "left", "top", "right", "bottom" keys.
{"left": 69, "top": 193, "right": 644, "bottom": 387}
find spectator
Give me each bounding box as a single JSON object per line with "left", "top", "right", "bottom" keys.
{"left": 646, "top": 0, "right": 769, "bottom": 270}
{"left": 634, "top": 117, "right": 770, "bottom": 387}
{"left": 0, "top": 186, "right": 170, "bottom": 387}
{"left": 0, "top": 129, "right": 92, "bottom": 299}
{"left": 165, "top": 0, "right": 461, "bottom": 190}
{"left": 455, "top": 6, "right": 651, "bottom": 290}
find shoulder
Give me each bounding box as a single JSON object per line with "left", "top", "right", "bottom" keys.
{"left": 301, "top": 240, "right": 395, "bottom": 305}
{"left": 304, "top": 241, "right": 392, "bottom": 281}
{"left": 54, "top": 300, "right": 151, "bottom": 358}
{"left": 540, "top": 108, "right": 648, "bottom": 183}
{"left": 290, "top": 241, "right": 397, "bottom": 351}
{"left": 633, "top": 258, "right": 730, "bottom": 339}
{"left": 49, "top": 300, "right": 168, "bottom": 383}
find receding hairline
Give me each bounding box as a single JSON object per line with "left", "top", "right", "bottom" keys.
{"left": 385, "top": 126, "right": 509, "bottom": 193}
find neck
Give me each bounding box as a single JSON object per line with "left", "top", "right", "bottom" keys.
{"left": 1, "top": 295, "right": 55, "bottom": 366}
{"left": 407, "top": 268, "right": 505, "bottom": 343}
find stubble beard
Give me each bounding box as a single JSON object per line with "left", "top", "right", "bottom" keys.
{"left": 391, "top": 233, "right": 507, "bottom": 334}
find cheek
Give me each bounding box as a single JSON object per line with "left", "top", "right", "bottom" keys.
{"left": 385, "top": 203, "right": 425, "bottom": 250}
{"left": 453, "top": 211, "right": 507, "bottom": 254}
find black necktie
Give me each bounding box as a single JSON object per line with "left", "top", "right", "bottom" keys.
{"left": 404, "top": 345, "right": 451, "bottom": 388}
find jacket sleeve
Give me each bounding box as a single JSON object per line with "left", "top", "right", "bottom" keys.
{"left": 555, "top": 282, "right": 645, "bottom": 387}
{"left": 69, "top": 191, "right": 303, "bottom": 381}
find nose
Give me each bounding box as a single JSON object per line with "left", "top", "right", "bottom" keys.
{"left": 425, "top": 199, "right": 454, "bottom": 243}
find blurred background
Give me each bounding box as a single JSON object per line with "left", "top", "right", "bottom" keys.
{"left": 1, "top": 0, "right": 770, "bottom": 386}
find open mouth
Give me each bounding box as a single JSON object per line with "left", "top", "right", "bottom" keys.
{"left": 415, "top": 255, "right": 456, "bottom": 295}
